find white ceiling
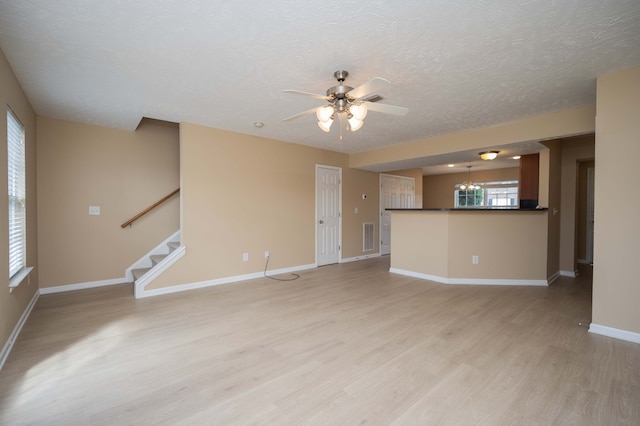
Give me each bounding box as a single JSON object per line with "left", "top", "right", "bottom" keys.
{"left": 1, "top": 1, "right": 639, "bottom": 172}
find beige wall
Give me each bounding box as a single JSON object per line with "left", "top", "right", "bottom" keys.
{"left": 0, "top": 49, "right": 38, "bottom": 351}
{"left": 37, "top": 117, "right": 180, "bottom": 287}
{"left": 422, "top": 167, "right": 519, "bottom": 208}
{"left": 391, "top": 211, "right": 449, "bottom": 277}
{"left": 148, "top": 124, "right": 380, "bottom": 290}
{"left": 386, "top": 168, "right": 423, "bottom": 208}
{"left": 390, "top": 210, "right": 548, "bottom": 281}
{"left": 593, "top": 66, "right": 640, "bottom": 334}
{"left": 351, "top": 105, "right": 595, "bottom": 170}
{"left": 559, "top": 136, "right": 595, "bottom": 273}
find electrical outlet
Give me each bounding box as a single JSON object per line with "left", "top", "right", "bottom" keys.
{"left": 265, "top": 250, "right": 270, "bottom": 259}
{"left": 88, "top": 205, "right": 101, "bottom": 215}
{"left": 472, "top": 255, "right": 479, "bottom": 264}
{"left": 243, "top": 253, "right": 249, "bottom": 261}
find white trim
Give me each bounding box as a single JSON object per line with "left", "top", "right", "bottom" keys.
{"left": 589, "top": 323, "right": 640, "bottom": 345}
{"left": 560, "top": 270, "right": 578, "bottom": 278}
{"left": 126, "top": 230, "right": 180, "bottom": 281}
{"left": 39, "top": 277, "right": 129, "bottom": 295}
{"left": 341, "top": 252, "right": 381, "bottom": 263}
{"left": 0, "top": 290, "right": 39, "bottom": 371}
{"left": 134, "top": 245, "right": 186, "bottom": 298}
{"left": 389, "top": 268, "right": 548, "bottom": 286}
{"left": 547, "top": 271, "right": 560, "bottom": 284}
{"left": 8, "top": 266, "right": 34, "bottom": 293}
{"left": 137, "top": 263, "right": 317, "bottom": 298}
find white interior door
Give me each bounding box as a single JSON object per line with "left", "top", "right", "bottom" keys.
{"left": 380, "top": 174, "right": 415, "bottom": 255}
{"left": 316, "top": 165, "right": 341, "bottom": 266}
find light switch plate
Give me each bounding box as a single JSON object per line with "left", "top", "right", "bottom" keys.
{"left": 89, "top": 206, "right": 101, "bottom": 215}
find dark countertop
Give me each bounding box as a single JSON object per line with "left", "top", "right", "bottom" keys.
{"left": 387, "top": 207, "right": 548, "bottom": 212}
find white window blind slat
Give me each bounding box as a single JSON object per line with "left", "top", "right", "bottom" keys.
{"left": 7, "top": 108, "right": 26, "bottom": 279}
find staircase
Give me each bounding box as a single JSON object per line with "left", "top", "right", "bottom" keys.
{"left": 131, "top": 240, "right": 180, "bottom": 281}
{"left": 126, "top": 231, "right": 185, "bottom": 299}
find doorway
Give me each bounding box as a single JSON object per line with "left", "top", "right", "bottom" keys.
{"left": 586, "top": 167, "right": 594, "bottom": 265}
{"left": 576, "top": 160, "right": 595, "bottom": 265}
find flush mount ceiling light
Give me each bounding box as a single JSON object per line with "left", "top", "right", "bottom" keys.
{"left": 457, "top": 165, "right": 480, "bottom": 191}
{"left": 479, "top": 151, "right": 500, "bottom": 160}
{"left": 283, "top": 70, "right": 408, "bottom": 139}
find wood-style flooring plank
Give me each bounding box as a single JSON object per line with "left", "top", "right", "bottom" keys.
{"left": 0, "top": 257, "right": 638, "bottom": 425}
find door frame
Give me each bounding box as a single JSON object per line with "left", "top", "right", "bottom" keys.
{"left": 586, "top": 166, "right": 595, "bottom": 265}
{"left": 315, "top": 164, "right": 342, "bottom": 266}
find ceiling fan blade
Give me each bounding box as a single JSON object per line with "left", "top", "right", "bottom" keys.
{"left": 283, "top": 89, "right": 331, "bottom": 101}
{"left": 283, "top": 107, "right": 318, "bottom": 121}
{"left": 347, "top": 77, "right": 390, "bottom": 101}
{"left": 363, "top": 101, "right": 409, "bottom": 116}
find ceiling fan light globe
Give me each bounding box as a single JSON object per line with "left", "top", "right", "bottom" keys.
{"left": 348, "top": 117, "right": 364, "bottom": 131}
{"left": 316, "top": 105, "right": 334, "bottom": 122}
{"left": 318, "top": 119, "right": 333, "bottom": 132}
{"left": 349, "top": 103, "right": 368, "bottom": 121}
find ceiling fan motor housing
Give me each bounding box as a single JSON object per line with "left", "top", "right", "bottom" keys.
{"left": 326, "top": 71, "right": 357, "bottom": 113}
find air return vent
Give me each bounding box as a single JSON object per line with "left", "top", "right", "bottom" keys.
{"left": 363, "top": 222, "right": 375, "bottom": 252}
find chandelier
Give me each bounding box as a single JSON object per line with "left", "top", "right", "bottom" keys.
{"left": 458, "top": 165, "right": 480, "bottom": 190}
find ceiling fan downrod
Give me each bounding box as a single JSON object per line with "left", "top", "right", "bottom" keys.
{"left": 327, "top": 70, "right": 355, "bottom": 113}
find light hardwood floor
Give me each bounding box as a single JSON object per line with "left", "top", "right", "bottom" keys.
{"left": 0, "top": 257, "right": 638, "bottom": 425}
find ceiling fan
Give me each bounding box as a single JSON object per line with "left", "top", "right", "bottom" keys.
{"left": 283, "top": 70, "right": 408, "bottom": 135}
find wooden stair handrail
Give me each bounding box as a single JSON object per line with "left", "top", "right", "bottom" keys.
{"left": 121, "top": 188, "right": 180, "bottom": 228}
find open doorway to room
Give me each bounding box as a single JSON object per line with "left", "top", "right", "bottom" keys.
{"left": 577, "top": 159, "right": 595, "bottom": 266}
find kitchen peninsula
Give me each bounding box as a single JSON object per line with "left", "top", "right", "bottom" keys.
{"left": 388, "top": 208, "right": 550, "bottom": 286}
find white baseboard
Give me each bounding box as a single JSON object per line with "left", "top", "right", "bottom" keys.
{"left": 389, "top": 268, "right": 548, "bottom": 286}
{"left": 39, "top": 277, "right": 130, "bottom": 295}
{"left": 341, "top": 252, "right": 381, "bottom": 263}
{"left": 547, "top": 271, "right": 560, "bottom": 284}
{"left": 589, "top": 323, "right": 640, "bottom": 345}
{"left": 137, "top": 263, "right": 317, "bottom": 298}
{"left": 0, "top": 290, "right": 39, "bottom": 371}
{"left": 560, "top": 270, "right": 578, "bottom": 278}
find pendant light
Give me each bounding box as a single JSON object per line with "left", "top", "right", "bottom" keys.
{"left": 458, "top": 165, "right": 479, "bottom": 190}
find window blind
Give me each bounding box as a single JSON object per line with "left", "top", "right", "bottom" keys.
{"left": 7, "top": 108, "right": 26, "bottom": 279}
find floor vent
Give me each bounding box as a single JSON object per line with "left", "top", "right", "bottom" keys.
{"left": 363, "top": 222, "right": 375, "bottom": 252}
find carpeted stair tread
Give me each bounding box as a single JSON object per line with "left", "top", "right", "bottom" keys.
{"left": 150, "top": 254, "right": 167, "bottom": 265}
{"left": 132, "top": 268, "right": 151, "bottom": 281}
{"left": 133, "top": 240, "right": 180, "bottom": 282}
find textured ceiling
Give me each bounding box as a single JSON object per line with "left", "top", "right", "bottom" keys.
{"left": 1, "top": 0, "right": 639, "bottom": 171}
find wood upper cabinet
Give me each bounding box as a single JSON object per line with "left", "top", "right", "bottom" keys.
{"left": 520, "top": 153, "right": 539, "bottom": 204}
